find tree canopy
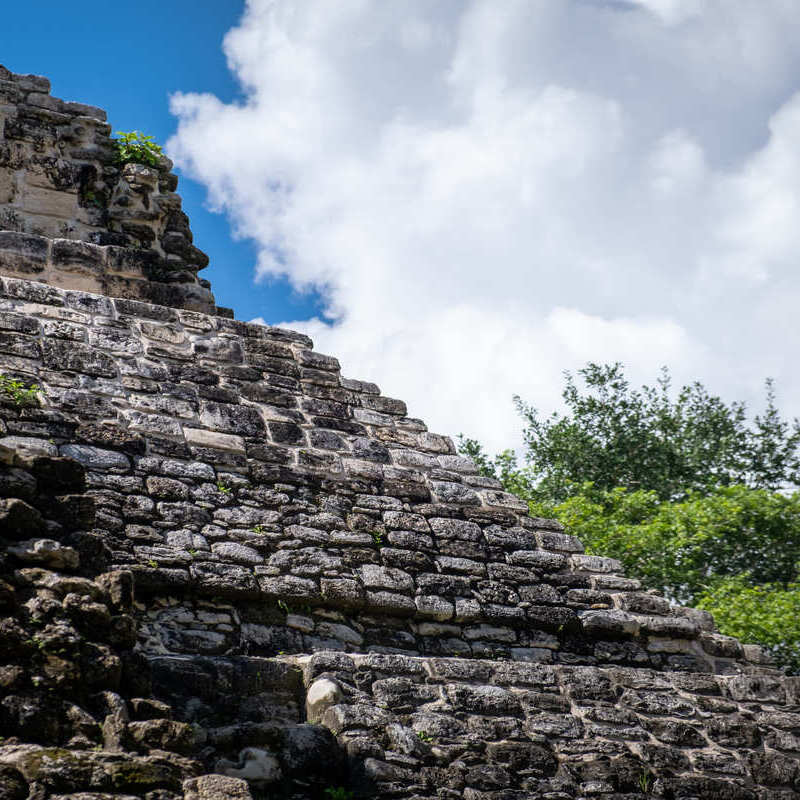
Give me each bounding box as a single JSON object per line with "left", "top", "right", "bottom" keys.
{"left": 459, "top": 363, "right": 800, "bottom": 672}
{"left": 463, "top": 362, "right": 800, "bottom": 503}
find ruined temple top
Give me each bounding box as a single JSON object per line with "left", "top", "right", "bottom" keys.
{"left": 0, "top": 65, "right": 229, "bottom": 316}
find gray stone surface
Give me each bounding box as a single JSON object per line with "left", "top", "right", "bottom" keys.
{"left": 0, "top": 64, "right": 797, "bottom": 800}
{"left": 0, "top": 65, "right": 220, "bottom": 315}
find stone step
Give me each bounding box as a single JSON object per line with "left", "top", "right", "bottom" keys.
{"left": 147, "top": 654, "right": 346, "bottom": 795}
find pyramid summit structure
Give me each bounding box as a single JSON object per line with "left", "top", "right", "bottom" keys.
{"left": 0, "top": 65, "right": 798, "bottom": 800}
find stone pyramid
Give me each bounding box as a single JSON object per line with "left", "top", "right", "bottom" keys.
{"left": 0, "top": 65, "right": 798, "bottom": 800}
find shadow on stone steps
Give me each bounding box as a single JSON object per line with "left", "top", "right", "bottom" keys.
{"left": 149, "top": 655, "right": 354, "bottom": 800}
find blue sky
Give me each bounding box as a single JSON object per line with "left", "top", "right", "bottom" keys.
{"left": 5, "top": 1, "right": 800, "bottom": 452}
{"left": 0, "top": 0, "right": 323, "bottom": 323}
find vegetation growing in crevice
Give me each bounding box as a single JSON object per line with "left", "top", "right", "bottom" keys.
{"left": 0, "top": 373, "right": 40, "bottom": 407}
{"left": 113, "top": 130, "right": 164, "bottom": 168}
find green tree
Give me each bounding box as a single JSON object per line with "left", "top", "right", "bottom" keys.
{"left": 459, "top": 364, "right": 800, "bottom": 672}
{"left": 536, "top": 484, "right": 800, "bottom": 606}
{"left": 698, "top": 578, "right": 800, "bottom": 672}
{"left": 512, "top": 363, "right": 800, "bottom": 502}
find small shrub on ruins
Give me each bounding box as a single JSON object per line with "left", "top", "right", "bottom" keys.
{"left": 113, "top": 130, "right": 164, "bottom": 168}
{"left": 324, "top": 788, "right": 354, "bottom": 800}
{"left": 0, "top": 373, "right": 40, "bottom": 407}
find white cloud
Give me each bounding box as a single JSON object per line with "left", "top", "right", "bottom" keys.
{"left": 169, "top": 0, "right": 800, "bottom": 453}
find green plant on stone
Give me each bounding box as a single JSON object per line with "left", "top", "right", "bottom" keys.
{"left": 113, "top": 130, "right": 164, "bottom": 168}
{"left": 216, "top": 482, "right": 231, "bottom": 495}
{"left": 0, "top": 373, "right": 40, "bottom": 407}
{"left": 252, "top": 524, "right": 266, "bottom": 535}
{"left": 81, "top": 187, "right": 105, "bottom": 209}
{"left": 371, "top": 530, "right": 383, "bottom": 547}
{"left": 638, "top": 771, "right": 653, "bottom": 793}
{"left": 277, "top": 599, "right": 290, "bottom": 615}
{"left": 324, "top": 788, "right": 354, "bottom": 800}
{"left": 416, "top": 731, "right": 433, "bottom": 743}
{"left": 147, "top": 559, "right": 158, "bottom": 568}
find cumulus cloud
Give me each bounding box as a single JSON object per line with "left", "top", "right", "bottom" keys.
{"left": 169, "top": 0, "right": 800, "bottom": 452}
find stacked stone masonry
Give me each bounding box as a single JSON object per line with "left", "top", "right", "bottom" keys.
{"left": 0, "top": 277, "right": 768, "bottom": 675}
{"left": 0, "top": 65, "right": 224, "bottom": 316}
{"left": 0, "top": 66, "right": 798, "bottom": 799}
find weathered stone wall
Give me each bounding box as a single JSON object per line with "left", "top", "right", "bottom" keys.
{"left": 2, "top": 274, "right": 800, "bottom": 798}
{"left": 1, "top": 67, "right": 799, "bottom": 800}
{"left": 301, "top": 651, "right": 800, "bottom": 799}
{"left": 0, "top": 276, "right": 769, "bottom": 675}
{"left": 0, "top": 435, "right": 239, "bottom": 798}
{"left": 0, "top": 65, "right": 223, "bottom": 315}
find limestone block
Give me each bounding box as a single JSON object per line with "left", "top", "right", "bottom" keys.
{"left": 320, "top": 577, "right": 365, "bottom": 608}
{"left": 361, "top": 564, "right": 413, "bottom": 592}
{"left": 0, "top": 497, "right": 46, "bottom": 539}
{"left": 59, "top": 444, "right": 130, "bottom": 472}
{"left": 0, "top": 230, "right": 48, "bottom": 274}
{"left": 579, "top": 609, "right": 640, "bottom": 637}
{"left": 8, "top": 537, "right": 79, "bottom": 569}
{"left": 365, "top": 590, "right": 416, "bottom": 615}
{"left": 535, "top": 529, "right": 584, "bottom": 553}
{"left": 507, "top": 549, "right": 565, "bottom": 570}
{"left": 415, "top": 595, "right": 455, "bottom": 621}
{"left": 305, "top": 678, "right": 343, "bottom": 724}
{"left": 199, "top": 402, "right": 266, "bottom": 437}
{"left": 316, "top": 622, "right": 363, "bottom": 646}
{"left": 430, "top": 480, "right": 480, "bottom": 505}
{"left": 140, "top": 321, "right": 187, "bottom": 345}
{"left": 21, "top": 184, "right": 76, "bottom": 218}
{"left": 571, "top": 554, "right": 624, "bottom": 573}
{"left": 211, "top": 542, "right": 263, "bottom": 565}
{"left": 216, "top": 748, "right": 281, "bottom": 785}
{"left": 183, "top": 774, "right": 254, "bottom": 800}
{"left": 64, "top": 100, "right": 107, "bottom": 120}
{"left": 43, "top": 339, "right": 117, "bottom": 377}
{"left": 0, "top": 436, "right": 57, "bottom": 459}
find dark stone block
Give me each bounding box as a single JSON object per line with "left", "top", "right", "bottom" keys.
{"left": 115, "top": 297, "right": 178, "bottom": 322}
{"left": 43, "top": 340, "right": 116, "bottom": 378}
{"left": 0, "top": 497, "right": 45, "bottom": 539}
{"left": 0, "top": 231, "right": 48, "bottom": 261}
{"left": 51, "top": 239, "right": 104, "bottom": 270}
{"left": 268, "top": 421, "right": 304, "bottom": 445}
{"left": 0, "top": 310, "right": 40, "bottom": 334}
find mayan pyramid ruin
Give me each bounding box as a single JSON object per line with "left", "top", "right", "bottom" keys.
{"left": 0, "top": 64, "right": 798, "bottom": 800}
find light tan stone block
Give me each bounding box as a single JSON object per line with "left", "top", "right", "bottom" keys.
{"left": 183, "top": 427, "right": 246, "bottom": 454}
{"left": 42, "top": 265, "right": 103, "bottom": 294}
{"left": 21, "top": 184, "right": 76, "bottom": 218}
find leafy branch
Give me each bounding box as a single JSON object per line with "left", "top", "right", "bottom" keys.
{"left": 0, "top": 373, "right": 40, "bottom": 407}
{"left": 113, "top": 130, "right": 164, "bottom": 168}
